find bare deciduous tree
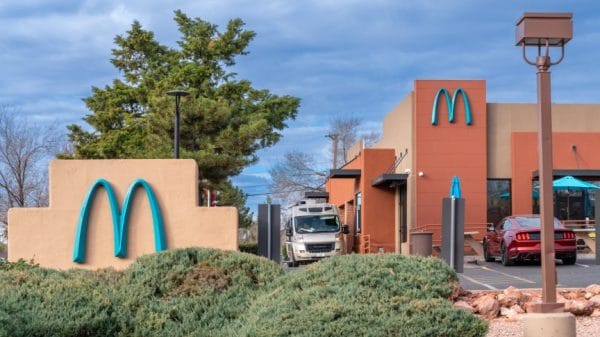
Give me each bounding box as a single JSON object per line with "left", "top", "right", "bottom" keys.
{"left": 363, "top": 130, "right": 382, "bottom": 148}
{"left": 0, "top": 107, "right": 62, "bottom": 242}
{"left": 269, "top": 116, "right": 380, "bottom": 205}
{"left": 268, "top": 151, "right": 327, "bottom": 206}
{"left": 328, "top": 116, "right": 361, "bottom": 168}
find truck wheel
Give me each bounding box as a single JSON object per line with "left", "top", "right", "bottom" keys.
{"left": 287, "top": 252, "right": 299, "bottom": 267}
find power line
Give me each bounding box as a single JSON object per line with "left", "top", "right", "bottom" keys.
{"left": 246, "top": 188, "right": 324, "bottom": 197}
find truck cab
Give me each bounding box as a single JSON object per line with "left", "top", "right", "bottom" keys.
{"left": 285, "top": 199, "right": 347, "bottom": 267}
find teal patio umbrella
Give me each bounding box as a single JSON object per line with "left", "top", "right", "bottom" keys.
{"left": 552, "top": 176, "right": 600, "bottom": 190}
{"left": 548, "top": 176, "right": 600, "bottom": 219}
{"left": 450, "top": 176, "right": 462, "bottom": 198}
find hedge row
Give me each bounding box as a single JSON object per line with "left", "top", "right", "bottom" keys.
{"left": 0, "top": 249, "right": 283, "bottom": 337}
{"left": 238, "top": 242, "right": 258, "bottom": 255}
{"left": 0, "top": 249, "right": 486, "bottom": 337}
{"left": 234, "top": 254, "right": 486, "bottom": 337}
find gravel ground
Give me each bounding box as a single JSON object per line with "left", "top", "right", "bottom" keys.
{"left": 486, "top": 317, "right": 600, "bottom": 337}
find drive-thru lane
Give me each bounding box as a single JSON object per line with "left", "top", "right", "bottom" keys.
{"left": 459, "top": 254, "right": 600, "bottom": 290}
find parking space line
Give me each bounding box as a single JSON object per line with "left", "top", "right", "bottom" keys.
{"left": 460, "top": 275, "right": 497, "bottom": 290}
{"left": 479, "top": 266, "right": 536, "bottom": 284}
{"left": 576, "top": 263, "right": 589, "bottom": 268}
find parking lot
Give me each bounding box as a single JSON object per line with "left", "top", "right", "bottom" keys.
{"left": 459, "top": 254, "right": 600, "bottom": 290}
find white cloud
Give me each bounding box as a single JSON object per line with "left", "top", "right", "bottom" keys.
{"left": 283, "top": 125, "right": 328, "bottom": 137}
{"left": 1, "top": 0, "right": 599, "bottom": 204}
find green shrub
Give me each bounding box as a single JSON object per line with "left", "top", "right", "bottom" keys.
{"left": 0, "top": 258, "right": 38, "bottom": 271}
{"left": 119, "top": 248, "right": 284, "bottom": 337}
{"left": 235, "top": 254, "right": 487, "bottom": 337}
{"left": 239, "top": 242, "right": 258, "bottom": 255}
{"left": 0, "top": 267, "right": 124, "bottom": 337}
{"left": 0, "top": 250, "right": 486, "bottom": 337}
{"left": 0, "top": 248, "right": 283, "bottom": 337}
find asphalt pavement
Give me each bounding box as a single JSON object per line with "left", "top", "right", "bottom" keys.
{"left": 459, "top": 254, "right": 600, "bottom": 290}
{"left": 283, "top": 254, "right": 600, "bottom": 290}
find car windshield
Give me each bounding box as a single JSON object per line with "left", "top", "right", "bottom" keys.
{"left": 294, "top": 215, "right": 340, "bottom": 233}
{"left": 514, "top": 217, "right": 562, "bottom": 229}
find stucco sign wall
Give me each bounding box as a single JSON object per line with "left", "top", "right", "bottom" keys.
{"left": 8, "top": 159, "right": 238, "bottom": 270}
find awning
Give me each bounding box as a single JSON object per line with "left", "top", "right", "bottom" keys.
{"left": 304, "top": 191, "right": 329, "bottom": 200}
{"left": 371, "top": 173, "right": 408, "bottom": 188}
{"left": 329, "top": 169, "right": 361, "bottom": 179}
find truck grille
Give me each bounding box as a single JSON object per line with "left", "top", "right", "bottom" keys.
{"left": 306, "top": 243, "right": 335, "bottom": 253}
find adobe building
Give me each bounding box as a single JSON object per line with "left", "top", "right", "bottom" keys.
{"left": 326, "top": 79, "right": 600, "bottom": 255}
{"left": 8, "top": 159, "right": 238, "bottom": 270}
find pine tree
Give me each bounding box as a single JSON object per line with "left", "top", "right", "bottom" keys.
{"left": 65, "top": 11, "right": 299, "bottom": 225}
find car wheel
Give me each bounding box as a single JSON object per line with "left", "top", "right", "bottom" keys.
{"left": 562, "top": 256, "right": 577, "bottom": 265}
{"left": 287, "top": 252, "right": 299, "bottom": 267}
{"left": 483, "top": 240, "right": 495, "bottom": 262}
{"left": 501, "top": 242, "right": 513, "bottom": 266}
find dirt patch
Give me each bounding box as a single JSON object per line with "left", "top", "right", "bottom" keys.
{"left": 167, "top": 264, "right": 231, "bottom": 298}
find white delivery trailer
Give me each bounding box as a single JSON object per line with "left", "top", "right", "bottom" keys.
{"left": 284, "top": 199, "right": 348, "bottom": 267}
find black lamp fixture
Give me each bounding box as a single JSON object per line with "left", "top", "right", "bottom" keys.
{"left": 167, "top": 89, "right": 190, "bottom": 159}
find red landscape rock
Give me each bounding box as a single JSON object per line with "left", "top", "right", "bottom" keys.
{"left": 564, "top": 299, "right": 594, "bottom": 316}
{"left": 588, "top": 295, "right": 600, "bottom": 308}
{"left": 585, "top": 284, "right": 600, "bottom": 296}
{"left": 500, "top": 306, "right": 521, "bottom": 320}
{"left": 473, "top": 294, "right": 500, "bottom": 318}
{"left": 453, "top": 300, "right": 476, "bottom": 313}
{"left": 524, "top": 298, "right": 542, "bottom": 313}
{"left": 556, "top": 293, "right": 568, "bottom": 303}
{"left": 455, "top": 287, "right": 600, "bottom": 319}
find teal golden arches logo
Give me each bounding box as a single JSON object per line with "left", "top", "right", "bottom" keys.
{"left": 72, "top": 178, "right": 167, "bottom": 263}
{"left": 431, "top": 87, "right": 473, "bottom": 125}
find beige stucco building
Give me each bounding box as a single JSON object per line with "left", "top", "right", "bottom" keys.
{"left": 8, "top": 159, "right": 238, "bottom": 270}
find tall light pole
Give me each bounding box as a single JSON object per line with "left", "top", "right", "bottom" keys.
{"left": 516, "top": 12, "right": 572, "bottom": 313}
{"left": 325, "top": 133, "right": 339, "bottom": 169}
{"left": 167, "top": 89, "right": 190, "bottom": 159}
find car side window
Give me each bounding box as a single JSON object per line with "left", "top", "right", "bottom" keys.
{"left": 502, "top": 220, "right": 512, "bottom": 230}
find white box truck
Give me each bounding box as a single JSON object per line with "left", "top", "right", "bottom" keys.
{"left": 284, "top": 199, "right": 348, "bottom": 267}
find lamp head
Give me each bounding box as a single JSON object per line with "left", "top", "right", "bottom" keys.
{"left": 167, "top": 89, "right": 190, "bottom": 97}
{"left": 515, "top": 12, "right": 572, "bottom": 47}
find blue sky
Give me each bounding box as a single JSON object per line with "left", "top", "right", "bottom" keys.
{"left": 1, "top": 1, "right": 599, "bottom": 213}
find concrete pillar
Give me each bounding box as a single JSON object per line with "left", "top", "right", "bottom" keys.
{"left": 523, "top": 313, "right": 575, "bottom": 337}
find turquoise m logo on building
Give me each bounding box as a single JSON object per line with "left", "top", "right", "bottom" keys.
{"left": 72, "top": 178, "right": 167, "bottom": 263}
{"left": 431, "top": 87, "right": 473, "bottom": 125}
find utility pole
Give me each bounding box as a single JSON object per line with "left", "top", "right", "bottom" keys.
{"left": 325, "top": 133, "right": 339, "bottom": 169}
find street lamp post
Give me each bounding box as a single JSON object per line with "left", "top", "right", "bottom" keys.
{"left": 167, "top": 89, "right": 190, "bottom": 159}
{"left": 516, "top": 12, "right": 573, "bottom": 313}
{"left": 325, "top": 133, "right": 339, "bottom": 169}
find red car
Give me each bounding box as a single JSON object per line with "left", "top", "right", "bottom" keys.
{"left": 483, "top": 215, "right": 577, "bottom": 266}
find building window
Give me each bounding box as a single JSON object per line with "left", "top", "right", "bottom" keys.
{"left": 355, "top": 192, "right": 362, "bottom": 233}
{"left": 487, "top": 179, "right": 511, "bottom": 225}
{"left": 532, "top": 180, "right": 540, "bottom": 215}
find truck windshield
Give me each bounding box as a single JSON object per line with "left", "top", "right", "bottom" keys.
{"left": 295, "top": 215, "right": 340, "bottom": 233}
